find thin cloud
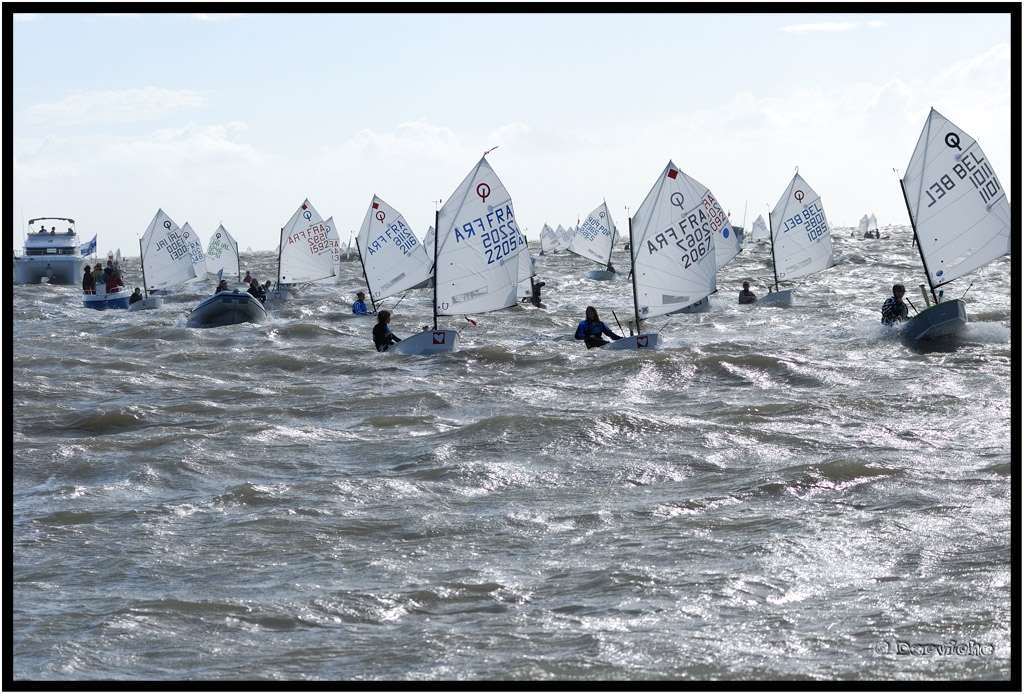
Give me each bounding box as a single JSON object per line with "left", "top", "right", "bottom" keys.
{"left": 780, "top": 22, "right": 858, "bottom": 34}
{"left": 23, "top": 87, "right": 208, "bottom": 127}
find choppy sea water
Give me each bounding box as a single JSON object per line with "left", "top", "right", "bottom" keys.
{"left": 11, "top": 227, "right": 1014, "bottom": 682}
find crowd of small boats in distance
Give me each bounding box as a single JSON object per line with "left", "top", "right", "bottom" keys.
{"left": 15, "top": 108, "right": 1009, "bottom": 346}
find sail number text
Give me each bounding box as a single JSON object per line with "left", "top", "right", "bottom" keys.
{"left": 924, "top": 150, "right": 1001, "bottom": 207}
{"left": 782, "top": 202, "right": 828, "bottom": 242}
{"left": 454, "top": 204, "right": 523, "bottom": 265}
{"left": 288, "top": 222, "right": 332, "bottom": 254}
{"left": 156, "top": 233, "right": 188, "bottom": 261}
{"left": 645, "top": 195, "right": 721, "bottom": 268}
{"left": 576, "top": 215, "right": 611, "bottom": 243}
{"left": 368, "top": 219, "right": 419, "bottom": 257}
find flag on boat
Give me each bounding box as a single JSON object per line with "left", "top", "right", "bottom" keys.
{"left": 217, "top": 267, "right": 223, "bottom": 281}
{"left": 79, "top": 235, "right": 97, "bottom": 256}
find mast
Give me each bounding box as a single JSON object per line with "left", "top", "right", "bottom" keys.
{"left": 139, "top": 238, "right": 149, "bottom": 297}
{"left": 355, "top": 236, "right": 377, "bottom": 312}
{"left": 628, "top": 216, "right": 640, "bottom": 333}
{"left": 276, "top": 226, "right": 284, "bottom": 287}
{"left": 767, "top": 211, "right": 780, "bottom": 293}
{"left": 898, "top": 176, "right": 940, "bottom": 305}
{"left": 431, "top": 209, "right": 440, "bottom": 331}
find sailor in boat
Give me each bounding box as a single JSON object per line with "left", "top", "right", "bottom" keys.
{"left": 739, "top": 281, "right": 757, "bottom": 305}
{"left": 352, "top": 291, "right": 375, "bottom": 315}
{"left": 243, "top": 270, "right": 253, "bottom": 284}
{"left": 129, "top": 287, "right": 143, "bottom": 305}
{"left": 575, "top": 306, "right": 623, "bottom": 349}
{"left": 880, "top": 283, "right": 909, "bottom": 326}
{"left": 247, "top": 278, "right": 267, "bottom": 304}
{"left": 373, "top": 310, "right": 403, "bottom": 352}
{"left": 215, "top": 279, "right": 230, "bottom": 294}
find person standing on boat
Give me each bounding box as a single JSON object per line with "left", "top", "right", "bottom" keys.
{"left": 82, "top": 266, "right": 96, "bottom": 295}
{"left": 881, "top": 283, "right": 909, "bottom": 325}
{"left": 575, "top": 306, "right": 622, "bottom": 349}
{"left": 352, "top": 291, "right": 375, "bottom": 315}
{"left": 373, "top": 310, "right": 402, "bottom": 352}
{"left": 129, "top": 287, "right": 143, "bottom": 305}
{"left": 739, "top": 281, "right": 757, "bottom": 304}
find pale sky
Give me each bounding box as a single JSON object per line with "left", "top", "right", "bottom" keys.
{"left": 10, "top": 9, "right": 1014, "bottom": 256}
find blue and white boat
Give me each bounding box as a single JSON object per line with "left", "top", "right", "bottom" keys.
{"left": 83, "top": 284, "right": 132, "bottom": 310}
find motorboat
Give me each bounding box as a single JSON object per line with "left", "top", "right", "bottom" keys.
{"left": 15, "top": 217, "right": 85, "bottom": 285}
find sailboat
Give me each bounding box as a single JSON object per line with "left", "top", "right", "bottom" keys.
{"left": 603, "top": 160, "right": 721, "bottom": 350}
{"left": 355, "top": 195, "right": 434, "bottom": 313}
{"left": 268, "top": 199, "right": 338, "bottom": 300}
{"left": 858, "top": 214, "right": 871, "bottom": 237}
{"left": 568, "top": 202, "right": 617, "bottom": 280}
{"left": 128, "top": 209, "right": 201, "bottom": 311}
{"left": 750, "top": 214, "right": 769, "bottom": 244}
{"left": 179, "top": 222, "right": 208, "bottom": 285}
{"left": 390, "top": 153, "right": 525, "bottom": 355}
{"left": 204, "top": 224, "right": 240, "bottom": 283}
{"left": 897, "top": 107, "right": 1010, "bottom": 341}
{"left": 539, "top": 223, "right": 558, "bottom": 256}
{"left": 762, "top": 171, "right": 835, "bottom": 306}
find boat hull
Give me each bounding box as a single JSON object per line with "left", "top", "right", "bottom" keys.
{"left": 587, "top": 269, "right": 616, "bottom": 281}
{"left": 186, "top": 291, "right": 267, "bottom": 328}
{"left": 83, "top": 286, "right": 132, "bottom": 310}
{"left": 759, "top": 288, "right": 793, "bottom": 306}
{"left": 388, "top": 329, "right": 459, "bottom": 355}
{"left": 126, "top": 297, "right": 165, "bottom": 312}
{"left": 15, "top": 255, "right": 84, "bottom": 285}
{"left": 905, "top": 299, "right": 967, "bottom": 341}
{"left": 601, "top": 333, "right": 663, "bottom": 350}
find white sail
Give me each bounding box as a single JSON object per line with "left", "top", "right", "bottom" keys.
{"left": 423, "top": 225, "right": 435, "bottom": 250}
{"left": 140, "top": 209, "right": 199, "bottom": 290}
{"left": 751, "top": 214, "right": 769, "bottom": 243}
{"left": 902, "top": 108, "right": 1010, "bottom": 289}
{"left": 277, "top": 199, "right": 337, "bottom": 284}
{"left": 435, "top": 156, "right": 524, "bottom": 316}
{"left": 630, "top": 160, "right": 720, "bottom": 320}
{"left": 867, "top": 213, "right": 878, "bottom": 234}
{"left": 357, "top": 195, "right": 433, "bottom": 303}
{"left": 768, "top": 172, "right": 835, "bottom": 283}
{"left": 556, "top": 224, "right": 574, "bottom": 251}
{"left": 859, "top": 215, "right": 870, "bottom": 235}
{"left": 180, "top": 222, "right": 207, "bottom": 282}
{"left": 712, "top": 203, "right": 741, "bottom": 270}
{"left": 205, "top": 225, "right": 240, "bottom": 281}
{"left": 568, "top": 202, "right": 615, "bottom": 268}
{"left": 517, "top": 241, "right": 536, "bottom": 299}
{"left": 539, "top": 223, "right": 559, "bottom": 254}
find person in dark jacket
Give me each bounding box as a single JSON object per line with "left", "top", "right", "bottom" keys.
{"left": 575, "top": 305, "right": 622, "bottom": 349}
{"left": 247, "top": 279, "right": 267, "bottom": 304}
{"left": 881, "top": 283, "right": 909, "bottom": 325}
{"left": 129, "top": 287, "right": 143, "bottom": 305}
{"left": 82, "top": 266, "right": 96, "bottom": 294}
{"left": 373, "top": 310, "right": 402, "bottom": 352}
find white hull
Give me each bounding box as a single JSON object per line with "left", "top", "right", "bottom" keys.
{"left": 759, "top": 288, "right": 793, "bottom": 306}
{"left": 15, "top": 255, "right": 84, "bottom": 285}
{"left": 388, "top": 329, "right": 459, "bottom": 355}
{"left": 267, "top": 289, "right": 292, "bottom": 301}
{"left": 587, "top": 269, "right": 616, "bottom": 281}
{"left": 126, "top": 297, "right": 164, "bottom": 312}
{"left": 186, "top": 291, "right": 267, "bottom": 328}
{"left": 905, "top": 299, "right": 967, "bottom": 341}
{"left": 601, "top": 333, "right": 663, "bottom": 350}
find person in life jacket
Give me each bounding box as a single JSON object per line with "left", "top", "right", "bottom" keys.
{"left": 352, "top": 291, "right": 375, "bottom": 315}
{"left": 738, "top": 281, "right": 757, "bottom": 304}
{"left": 373, "top": 310, "right": 402, "bottom": 352}
{"left": 575, "top": 305, "right": 622, "bottom": 349}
